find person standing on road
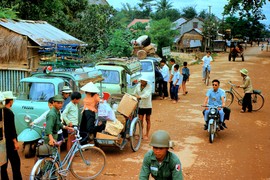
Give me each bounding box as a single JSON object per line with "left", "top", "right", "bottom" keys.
{"left": 171, "top": 64, "right": 182, "bottom": 104}
{"left": 159, "top": 59, "right": 170, "bottom": 100}
{"left": 237, "top": 68, "right": 253, "bottom": 113}
{"left": 134, "top": 76, "right": 152, "bottom": 140}
{"left": 169, "top": 58, "right": 176, "bottom": 100}
{"left": 203, "top": 79, "right": 226, "bottom": 130}
{"left": 61, "top": 86, "right": 73, "bottom": 112}
{"left": 201, "top": 51, "right": 213, "bottom": 81}
{"left": 0, "top": 91, "right": 22, "bottom": 180}
{"left": 181, "top": 61, "right": 190, "bottom": 95}
{"left": 45, "top": 95, "right": 73, "bottom": 146}
{"left": 80, "top": 82, "right": 100, "bottom": 141}
{"left": 62, "top": 92, "right": 81, "bottom": 151}
{"left": 139, "top": 130, "right": 183, "bottom": 180}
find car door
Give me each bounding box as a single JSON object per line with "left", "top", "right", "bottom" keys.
{"left": 140, "top": 60, "right": 155, "bottom": 93}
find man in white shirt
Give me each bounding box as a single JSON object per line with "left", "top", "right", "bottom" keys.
{"left": 159, "top": 59, "right": 170, "bottom": 99}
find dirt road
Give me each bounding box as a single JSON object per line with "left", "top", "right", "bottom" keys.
{"left": 14, "top": 46, "right": 270, "bottom": 180}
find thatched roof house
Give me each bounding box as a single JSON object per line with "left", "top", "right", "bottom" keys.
{"left": 0, "top": 19, "right": 85, "bottom": 91}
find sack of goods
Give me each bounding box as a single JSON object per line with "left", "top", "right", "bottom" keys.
{"left": 105, "top": 119, "right": 124, "bottom": 136}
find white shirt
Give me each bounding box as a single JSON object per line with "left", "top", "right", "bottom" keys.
{"left": 32, "top": 110, "right": 49, "bottom": 124}
{"left": 160, "top": 64, "right": 170, "bottom": 82}
{"left": 133, "top": 82, "right": 152, "bottom": 108}
{"left": 62, "top": 101, "right": 79, "bottom": 126}
{"left": 202, "top": 55, "right": 213, "bottom": 67}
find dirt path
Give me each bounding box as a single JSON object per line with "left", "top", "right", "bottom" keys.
{"left": 15, "top": 46, "right": 270, "bottom": 180}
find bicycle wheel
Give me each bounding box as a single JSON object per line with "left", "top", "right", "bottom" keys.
{"left": 130, "top": 119, "right": 142, "bottom": 152}
{"left": 225, "top": 91, "right": 234, "bottom": 107}
{"left": 251, "top": 93, "right": 264, "bottom": 111}
{"left": 71, "top": 145, "right": 106, "bottom": 180}
{"left": 29, "top": 157, "right": 61, "bottom": 180}
{"left": 205, "top": 70, "right": 210, "bottom": 86}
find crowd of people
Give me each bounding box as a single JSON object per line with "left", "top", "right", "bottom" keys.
{"left": 0, "top": 50, "right": 254, "bottom": 179}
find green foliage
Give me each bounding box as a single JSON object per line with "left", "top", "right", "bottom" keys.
{"left": 148, "top": 19, "right": 178, "bottom": 57}
{"left": 106, "top": 29, "right": 135, "bottom": 57}
{"left": 0, "top": 6, "right": 18, "bottom": 19}
{"left": 72, "top": 4, "right": 118, "bottom": 52}
{"left": 181, "top": 6, "right": 197, "bottom": 19}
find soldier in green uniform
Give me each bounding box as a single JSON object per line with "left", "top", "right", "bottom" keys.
{"left": 139, "top": 130, "right": 183, "bottom": 180}
{"left": 45, "top": 95, "right": 73, "bottom": 146}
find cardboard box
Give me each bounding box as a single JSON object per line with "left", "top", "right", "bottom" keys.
{"left": 117, "top": 93, "right": 138, "bottom": 117}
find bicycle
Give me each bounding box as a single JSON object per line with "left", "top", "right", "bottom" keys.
{"left": 29, "top": 127, "right": 106, "bottom": 180}
{"left": 203, "top": 65, "right": 210, "bottom": 86}
{"left": 225, "top": 81, "right": 264, "bottom": 111}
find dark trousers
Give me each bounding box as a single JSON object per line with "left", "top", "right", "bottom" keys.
{"left": 157, "top": 81, "right": 163, "bottom": 97}
{"left": 80, "top": 110, "right": 96, "bottom": 135}
{"left": 242, "top": 93, "right": 252, "bottom": 112}
{"left": 169, "top": 81, "right": 173, "bottom": 99}
{"left": 171, "top": 85, "right": 179, "bottom": 101}
{"left": 161, "top": 80, "right": 168, "bottom": 97}
{"left": 1, "top": 147, "right": 22, "bottom": 180}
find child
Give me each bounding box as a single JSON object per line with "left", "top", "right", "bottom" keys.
{"left": 182, "top": 61, "right": 190, "bottom": 95}
{"left": 171, "top": 64, "right": 182, "bottom": 103}
{"left": 62, "top": 92, "right": 82, "bottom": 151}
{"left": 80, "top": 82, "right": 100, "bottom": 142}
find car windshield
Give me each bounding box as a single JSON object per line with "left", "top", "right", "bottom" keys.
{"left": 100, "top": 70, "right": 119, "bottom": 84}
{"left": 17, "top": 82, "right": 55, "bottom": 101}
{"left": 141, "top": 61, "right": 153, "bottom": 72}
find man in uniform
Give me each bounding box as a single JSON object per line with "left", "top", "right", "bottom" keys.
{"left": 45, "top": 94, "right": 73, "bottom": 146}
{"left": 139, "top": 130, "right": 183, "bottom": 179}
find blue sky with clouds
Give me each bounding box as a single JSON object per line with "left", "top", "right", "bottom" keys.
{"left": 106, "top": 0, "right": 270, "bottom": 27}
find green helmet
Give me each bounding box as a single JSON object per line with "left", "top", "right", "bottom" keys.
{"left": 149, "top": 130, "right": 172, "bottom": 148}
{"left": 36, "top": 144, "right": 53, "bottom": 157}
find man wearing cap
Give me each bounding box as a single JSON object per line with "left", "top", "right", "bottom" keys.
{"left": 139, "top": 130, "right": 183, "bottom": 180}
{"left": 237, "top": 68, "right": 253, "bottom": 112}
{"left": 45, "top": 95, "right": 73, "bottom": 146}
{"left": 0, "top": 91, "right": 22, "bottom": 180}
{"left": 134, "top": 76, "right": 152, "bottom": 140}
{"left": 61, "top": 86, "right": 73, "bottom": 112}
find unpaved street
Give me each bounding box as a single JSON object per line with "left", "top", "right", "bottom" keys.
{"left": 14, "top": 46, "right": 270, "bottom": 180}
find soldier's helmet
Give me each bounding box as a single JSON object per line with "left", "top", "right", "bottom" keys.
{"left": 149, "top": 130, "right": 174, "bottom": 148}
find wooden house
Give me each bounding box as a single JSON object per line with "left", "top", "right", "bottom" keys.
{"left": 0, "top": 19, "right": 85, "bottom": 92}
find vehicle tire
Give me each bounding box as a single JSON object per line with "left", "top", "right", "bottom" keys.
{"left": 24, "top": 143, "right": 33, "bottom": 158}
{"left": 206, "top": 71, "right": 210, "bottom": 86}
{"left": 71, "top": 145, "right": 106, "bottom": 180}
{"left": 251, "top": 93, "right": 264, "bottom": 111}
{"left": 242, "top": 55, "right": 244, "bottom": 61}
{"left": 225, "top": 91, "right": 234, "bottom": 107}
{"left": 233, "top": 56, "right": 236, "bottom": 61}
{"left": 29, "top": 157, "right": 61, "bottom": 180}
{"left": 130, "top": 119, "right": 143, "bottom": 152}
{"left": 209, "top": 124, "right": 215, "bottom": 143}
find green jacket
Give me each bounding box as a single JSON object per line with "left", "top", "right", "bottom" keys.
{"left": 139, "top": 150, "right": 183, "bottom": 180}
{"left": 44, "top": 107, "right": 63, "bottom": 143}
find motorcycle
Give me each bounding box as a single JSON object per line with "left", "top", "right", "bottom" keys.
{"left": 203, "top": 105, "right": 224, "bottom": 143}
{"left": 17, "top": 122, "right": 46, "bottom": 158}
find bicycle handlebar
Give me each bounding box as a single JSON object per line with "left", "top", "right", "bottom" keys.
{"left": 228, "top": 81, "right": 236, "bottom": 87}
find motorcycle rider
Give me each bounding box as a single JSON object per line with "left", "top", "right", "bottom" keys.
{"left": 203, "top": 79, "right": 226, "bottom": 130}
{"left": 139, "top": 130, "right": 183, "bottom": 180}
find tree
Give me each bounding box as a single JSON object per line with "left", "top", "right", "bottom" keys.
{"left": 202, "top": 14, "right": 219, "bottom": 50}
{"left": 74, "top": 4, "right": 118, "bottom": 52}
{"left": 151, "top": 0, "right": 180, "bottom": 21}
{"left": 0, "top": 6, "right": 18, "bottom": 19}
{"left": 148, "top": 18, "right": 178, "bottom": 57}
{"left": 181, "top": 6, "right": 197, "bottom": 19}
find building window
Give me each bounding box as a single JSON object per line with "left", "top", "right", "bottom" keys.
{"left": 193, "top": 22, "right": 198, "bottom": 28}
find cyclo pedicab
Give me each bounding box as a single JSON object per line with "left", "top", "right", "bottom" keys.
{"left": 94, "top": 93, "right": 143, "bottom": 152}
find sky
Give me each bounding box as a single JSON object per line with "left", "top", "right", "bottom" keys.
{"left": 106, "top": 0, "right": 270, "bottom": 27}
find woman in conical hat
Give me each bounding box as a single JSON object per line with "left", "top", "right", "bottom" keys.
{"left": 80, "top": 82, "right": 100, "bottom": 141}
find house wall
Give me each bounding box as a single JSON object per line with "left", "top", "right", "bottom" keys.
{"left": 180, "top": 18, "right": 204, "bottom": 35}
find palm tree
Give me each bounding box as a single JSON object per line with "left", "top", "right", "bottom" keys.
{"left": 155, "top": 0, "right": 173, "bottom": 13}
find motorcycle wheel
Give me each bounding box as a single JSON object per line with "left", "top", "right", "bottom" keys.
{"left": 209, "top": 124, "right": 215, "bottom": 143}
{"left": 24, "top": 143, "right": 34, "bottom": 158}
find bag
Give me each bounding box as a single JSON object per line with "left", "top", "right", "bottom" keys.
{"left": 98, "top": 102, "right": 110, "bottom": 117}
{"left": 105, "top": 119, "right": 124, "bottom": 136}
{"left": 0, "top": 109, "right": 7, "bottom": 166}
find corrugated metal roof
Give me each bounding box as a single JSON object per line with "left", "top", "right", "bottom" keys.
{"left": 172, "top": 18, "right": 187, "bottom": 30}
{"left": 0, "top": 19, "right": 85, "bottom": 46}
